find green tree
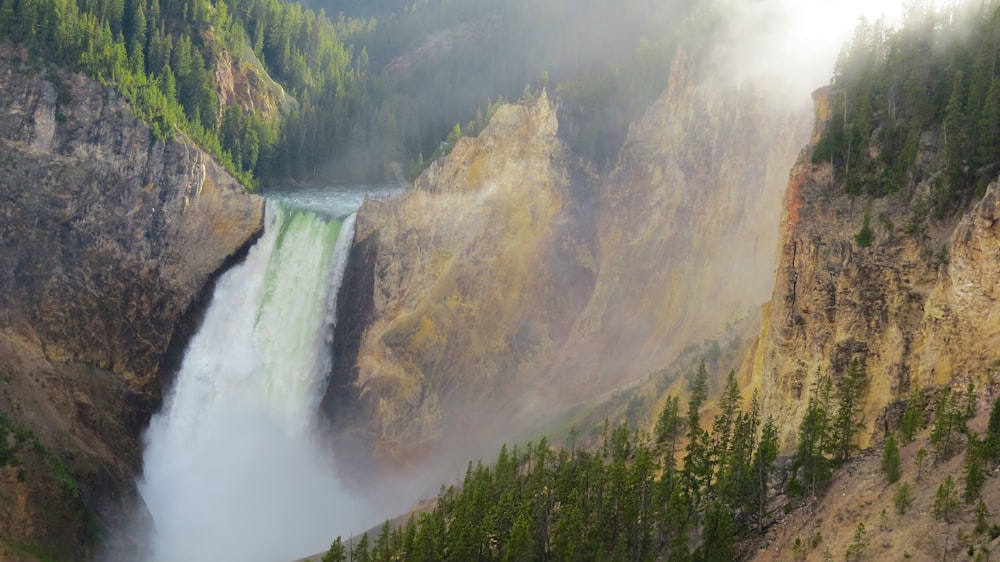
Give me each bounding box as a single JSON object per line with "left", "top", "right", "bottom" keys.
{"left": 964, "top": 438, "right": 985, "bottom": 503}
{"left": 751, "top": 416, "right": 779, "bottom": 532}
{"left": 855, "top": 207, "right": 873, "bottom": 248}
{"left": 900, "top": 385, "right": 925, "bottom": 444}
{"left": 881, "top": 435, "right": 901, "bottom": 483}
{"left": 792, "top": 369, "right": 833, "bottom": 497}
{"left": 503, "top": 512, "right": 534, "bottom": 562}
{"left": 931, "top": 388, "right": 964, "bottom": 462}
{"left": 894, "top": 482, "right": 914, "bottom": 515}
{"left": 932, "top": 475, "right": 960, "bottom": 523}
{"left": 986, "top": 397, "right": 1000, "bottom": 464}
{"left": 697, "top": 502, "right": 735, "bottom": 562}
{"left": 914, "top": 448, "right": 928, "bottom": 482}
{"left": 833, "top": 359, "right": 868, "bottom": 462}
{"left": 350, "top": 533, "right": 371, "bottom": 562}
{"left": 845, "top": 522, "right": 869, "bottom": 562}
{"left": 322, "top": 537, "right": 347, "bottom": 562}
{"left": 682, "top": 362, "right": 710, "bottom": 507}
{"left": 655, "top": 395, "right": 682, "bottom": 469}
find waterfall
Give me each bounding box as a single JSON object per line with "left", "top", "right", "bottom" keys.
{"left": 138, "top": 202, "right": 368, "bottom": 562}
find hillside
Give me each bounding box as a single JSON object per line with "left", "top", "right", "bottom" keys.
{"left": 0, "top": 47, "right": 262, "bottom": 560}
{"left": 325, "top": 40, "right": 810, "bottom": 472}
{"left": 316, "top": 2, "right": 1000, "bottom": 560}
{"left": 749, "top": 1, "right": 1000, "bottom": 454}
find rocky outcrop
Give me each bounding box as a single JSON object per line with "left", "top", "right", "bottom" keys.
{"left": 213, "top": 48, "right": 297, "bottom": 117}
{"left": 326, "top": 90, "right": 598, "bottom": 464}
{"left": 545, "top": 45, "right": 812, "bottom": 405}
{"left": 327, "top": 44, "right": 812, "bottom": 466}
{"left": 749, "top": 88, "right": 1000, "bottom": 450}
{"left": 0, "top": 48, "right": 262, "bottom": 559}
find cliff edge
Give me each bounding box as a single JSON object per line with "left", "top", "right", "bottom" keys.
{"left": 0, "top": 47, "right": 263, "bottom": 560}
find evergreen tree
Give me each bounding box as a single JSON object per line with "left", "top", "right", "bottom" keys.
{"left": 655, "top": 395, "right": 682, "bottom": 469}
{"left": 964, "top": 437, "right": 985, "bottom": 503}
{"left": 322, "top": 537, "right": 347, "bottom": 562}
{"left": 881, "top": 435, "right": 901, "bottom": 483}
{"left": 791, "top": 369, "right": 833, "bottom": 497}
{"left": 985, "top": 397, "right": 1000, "bottom": 464}
{"left": 351, "top": 533, "right": 371, "bottom": 562}
{"left": 900, "top": 384, "right": 925, "bottom": 444}
{"left": 893, "top": 482, "right": 914, "bottom": 515}
{"left": 682, "top": 362, "right": 710, "bottom": 508}
{"left": 751, "top": 416, "right": 779, "bottom": 532}
{"left": 832, "top": 359, "right": 868, "bottom": 462}
{"left": 503, "top": 512, "right": 534, "bottom": 562}
{"left": 931, "top": 388, "right": 964, "bottom": 462}
{"left": 845, "top": 522, "right": 869, "bottom": 562}
{"left": 932, "top": 475, "right": 960, "bottom": 523}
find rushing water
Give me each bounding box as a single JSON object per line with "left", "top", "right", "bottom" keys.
{"left": 264, "top": 182, "right": 406, "bottom": 219}
{"left": 138, "top": 183, "right": 404, "bottom": 562}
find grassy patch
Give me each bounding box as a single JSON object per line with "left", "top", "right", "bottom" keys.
{"left": 7, "top": 541, "right": 64, "bottom": 562}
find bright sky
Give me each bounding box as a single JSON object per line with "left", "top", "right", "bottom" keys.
{"left": 719, "top": 0, "right": 908, "bottom": 102}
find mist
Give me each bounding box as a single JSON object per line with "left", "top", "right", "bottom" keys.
{"left": 711, "top": 0, "right": 905, "bottom": 103}
{"left": 131, "top": 206, "right": 417, "bottom": 562}
{"left": 125, "top": 2, "right": 934, "bottom": 560}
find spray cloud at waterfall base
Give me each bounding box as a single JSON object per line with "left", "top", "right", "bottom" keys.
{"left": 138, "top": 202, "right": 387, "bottom": 562}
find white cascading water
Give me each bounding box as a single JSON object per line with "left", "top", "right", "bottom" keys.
{"left": 139, "top": 201, "right": 371, "bottom": 562}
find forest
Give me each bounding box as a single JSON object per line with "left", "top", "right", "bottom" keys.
{"left": 0, "top": 0, "right": 700, "bottom": 185}
{"left": 307, "top": 6, "right": 1000, "bottom": 557}
{"left": 812, "top": 0, "right": 1000, "bottom": 214}
{"left": 318, "top": 358, "right": 1000, "bottom": 562}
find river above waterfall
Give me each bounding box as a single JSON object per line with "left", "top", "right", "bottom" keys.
{"left": 264, "top": 182, "right": 407, "bottom": 219}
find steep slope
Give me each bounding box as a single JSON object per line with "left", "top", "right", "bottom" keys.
{"left": 326, "top": 90, "right": 598, "bottom": 464}
{"left": 753, "top": 384, "right": 1000, "bottom": 561}
{"left": 0, "top": 50, "right": 262, "bottom": 559}
{"left": 326, "top": 44, "right": 811, "bottom": 468}
{"left": 546, "top": 45, "right": 811, "bottom": 405}
{"left": 749, "top": 89, "right": 1000, "bottom": 450}
{"left": 747, "top": 3, "right": 1000, "bottom": 450}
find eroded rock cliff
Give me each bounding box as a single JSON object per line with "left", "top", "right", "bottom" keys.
{"left": 0, "top": 48, "right": 262, "bottom": 559}
{"left": 749, "top": 88, "right": 1000, "bottom": 450}
{"left": 326, "top": 90, "right": 598, "bottom": 464}
{"left": 547, "top": 46, "right": 811, "bottom": 405}
{"left": 327, "top": 44, "right": 812, "bottom": 466}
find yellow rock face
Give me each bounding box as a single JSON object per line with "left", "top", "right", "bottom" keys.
{"left": 748, "top": 89, "right": 1000, "bottom": 451}
{"left": 330, "top": 44, "right": 812, "bottom": 465}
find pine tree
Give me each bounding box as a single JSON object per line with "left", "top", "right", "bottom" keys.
{"left": 882, "top": 435, "right": 901, "bottom": 483}
{"left": 664, "top": 482, "right": 691, "bottom": 562}
{"left": 751, "top": 416, "right": 779, "bottom": 532}
{"left": 964, "top": 438, "right": 985, "bottom": 504}
{"left": 322, "top": 537, "right": 347, "bottom": 562}
{"left": 900, "top": 384, "right": 925, "bottom": 443}
{"left": 351, "top": 533, "right": 371, "bottom": 562}
{"left": 932, "top": 475, "right": 960, "bottom": 523}
{"left": 792, "top": 369, "right": 833, "bottom": 497}
{"left": 931, "top": 388, "right": 964, "bottom": 462}
{"left": 655, "top": 395, "right": 682, "bottom": 467}
{"left": 833, "top": 359, "right": 868, "bottom": 462}
{"left": 944, "top": 73, "right": 970, "bottom": 195}
{"left": 845, "top": 522, "right": 869, "bottom": 562}
{"left": 503, "top": 512, "right": 534, "bottom": 562}
{"left": 894, "top": 482, "right": 914, "bottom": 514}
{"left": 985, "top": 397, "right": 1000, "bottom": 464}
{"left": 976, "top": 78, "right": 1000, "bottom": 168}
{"left": 682, "top": 362, "right": 710, "bottom": 507}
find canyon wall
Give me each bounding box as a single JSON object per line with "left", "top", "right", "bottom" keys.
{"left": 750, "top": 88, "right": 1000, "bottom": 449}
{"left": 0, "top": 49, "right": 262, "bottom": 560}
{"left": 327, "top": 44, "right": 812, "bottom": 465}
